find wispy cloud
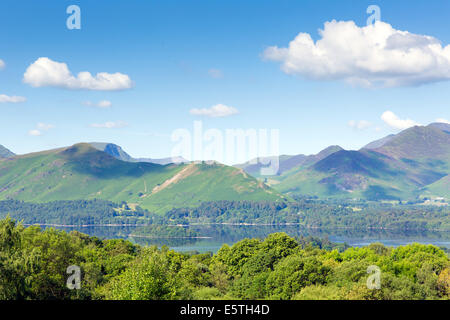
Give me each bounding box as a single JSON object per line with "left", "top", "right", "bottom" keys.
{"left": 381, "top": 111, "right": 420, "bottom": 130}
{"left": 28, "top": 129, "right": 42, "bottom": 136}
{"left": 37, "top": 123, "right": 55, "bottom": 130}
{"left": 90, "top": 121, "right": 129, "bottom": 129}
{"left": 190, "top": 104, "right": 238, "bottom": 118}
{"left": 208, "top": 68, "right": 223, "bottom": 79}
{"left": 0, "top": 94, "right": 26, "bottom": 103}
{"left": 0, "top": 59, "right": 5, "bottom": 70}
{"left": 348, "top": 120, "right": 372, "bottom": 130}
{"left": 83, "top": 100, "right": 112, "bottom": 108}
{"left": 23, "top": 57, "right": 133, "bottom": 91}
{"left": 264, "top": 20, "right": 450, "bottom": 87}
{"left": 436, "top": 118, "right": 450, "bottom": 124}
{"left": 28, "top": 122, "right": 54, "bottom": 136}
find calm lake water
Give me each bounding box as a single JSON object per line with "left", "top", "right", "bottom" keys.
{"left": 49, "top": 224, "right": 450, "bottom": 253}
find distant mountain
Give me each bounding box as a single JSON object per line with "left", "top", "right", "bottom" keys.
{"left": 2, "top": 122, "right": 449, "bottom": 208}
{"left": 89, "top": 142, "right": 133, "bottom": 162}
{"left": 235, "top": 145, "right": 343, "bottom": 177}
{"left": 428, "top": 122, "right": 450, "bottom": 134}
{"left": 90, "top": 142, "right": 187, "bottom": 165}
{"left": 363, "top": 134, "right": 396, "bottom": 149}
{"left": 272, "top": 123, "right": 450, "bottom": 201}
{"left": 371, "top": 125, "right": 450, "bottom": 159}
{"left": 0, "top": 143, "right": 286, "bottom": 213}
{"left": 135, "top": 156, "right": 187, "bottom": 165}
{"left": 0, "top": 145, "right": 15, "bottom": 158}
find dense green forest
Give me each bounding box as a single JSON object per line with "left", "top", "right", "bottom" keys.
{"left": 0, "top": 199, "right": 164, "bottom": 225}
{"left": 1, "top": 199, "right": 449, "bottom": 231}
{"left": 1, "top": 217, "right": 449, "bottom": 300}
{"left": 166, "top": 200, "right": 450, "bottom": 230}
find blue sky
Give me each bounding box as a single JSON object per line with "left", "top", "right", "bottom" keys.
{"left": 1, "top": 0, "right": 450, "bottom": 163}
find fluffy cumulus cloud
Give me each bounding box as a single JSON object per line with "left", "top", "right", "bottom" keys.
{"left": 0, "top": 59, "right": 5, "bottom": 69}
{"left": 190, "top": 104, "right": 238, "bottom": 118}
{"left": 90, "top": 121, "right": 128, "bottom": 129}
{"left": 348, "top": 120, "right": 372, "bottom": 130}
{"left": 263, "top": 20, "right": 450, "bottom": 87}
{"left": 0, "top": 94, "right": 26, "bottom": 103}
{"left": 23, "top": 58, "right": 133, "bottom": 91}
{"left": 381, "top": 111, "right": 420, "bottom": 130}
{"left": 83, "top": 100, "right": 112, "bottom": 108}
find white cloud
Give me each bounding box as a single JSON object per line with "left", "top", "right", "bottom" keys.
{"left": 381, "top": 111, "right": 420, "bottom": 130}
{"left": 0, "top": 59, "right": 5, "bottom": 69}
{"left": 190, "top": 104, "right": 238, "bottom": 118}
{"left": 263, "top": 20, "right": 450, "bottom": 87}
{"left": 37, "top": 123, "right": 55, "bottom": 130}
{"left": 348, "top": 120, "right": 372, "bottom": 130}
{"left": 23, "top": 57, "right": 133, "bottom": 91}
{"left": 90, "top": 121, "right": 128, "bottom": 129}
{"left": 0, "top": 94, "right": 26, "bottom": 103}
{"left": 28, "top": 129, "right": 42, "bottom": 136}
{"left": 28, "top": 122, "right": 54, "bottom": 136}
{"left": 83, "top": 100, "right": 112, "bottom": 108}
{"left": 436, "top": 118, "right": 450, "bottom": 124}
{"left": 208, "top": 68, "right": 223, "bottom": 79}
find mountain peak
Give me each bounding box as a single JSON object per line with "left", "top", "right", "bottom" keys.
{"left": 428, "top": 122, "right": 450, "bottom": 134}
{"left": 373, "top": 125, "right": 450, "bottom": 159}
{"left": 316, "top": 145, "right": 343, "bottom": 158}
{"left": 0, "top": 144, "right": 15, "bottom": 158}
{"left": 89, "top": 142, "right": 133, "bottom": 162}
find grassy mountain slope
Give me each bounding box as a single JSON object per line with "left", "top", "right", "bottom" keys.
{"left": 275, "top": 150, "right": 417, "bottom": 199}
{"left": 144, "top": 163, "right": 287, "bottom": 212}
{"left": 0, "top": 143, "right": 285, "bottom": 213}
{"left": 363, "top": 134, "right": 396, "bottom": 149}
{"left": 372, "top": 125, "right": 450, "bottom": 160}
{"left": 423, "top": 175, "right": 450, "bottom": 198}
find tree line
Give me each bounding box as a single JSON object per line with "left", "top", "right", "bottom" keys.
{"left": 1, "top": 217, "right": 449, "bottom": 300}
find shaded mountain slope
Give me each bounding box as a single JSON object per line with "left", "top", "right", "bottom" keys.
{"left": 0, "top": 145, "right": 15, "bottom": 158}
{"left": 273, "top": 124, "right": 450, "bottom": 200}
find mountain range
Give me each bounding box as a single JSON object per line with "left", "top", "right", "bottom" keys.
{"left": 0, "top": 143, "right": 286, "bottom": 213}
{"left": 248, "top": 123, "right": 450, "bottom": 201}
{"left": 0, "top": 122, "right": 449, "bottom": 213}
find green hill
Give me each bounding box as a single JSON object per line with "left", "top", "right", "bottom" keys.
{"left": 423, "top": 175, "right": 450, "bottom": 199}
{"left": 0, "top": 143, "right": 286, "bottom": 213}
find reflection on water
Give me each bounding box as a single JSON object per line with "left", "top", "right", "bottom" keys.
{"left": 48, "top": 224, "right": 450, "bottom": 253}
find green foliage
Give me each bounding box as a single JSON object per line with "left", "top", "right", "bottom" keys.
{"left": 0, "top": 199, "right": 158, "bottom": 225}
{"left": 1, "top": 198, "right": 448, "bottom": 232}
{"left": 104, "top": 247, "right": 175, "bottom": 300}
{"left": 0, "top": 217, "right": 448, "bottom": 300}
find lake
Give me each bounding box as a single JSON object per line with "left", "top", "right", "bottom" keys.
{"left": 48, "top": 224, "right": 450, "bottom": 253}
